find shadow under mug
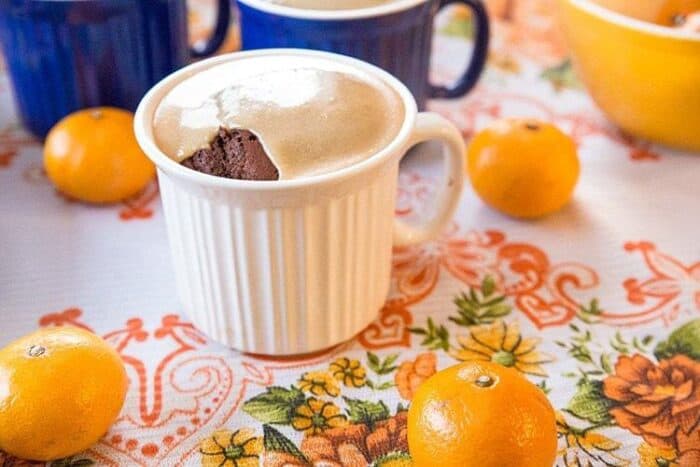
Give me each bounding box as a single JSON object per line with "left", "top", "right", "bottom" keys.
{"left": 0, "top": 0, "right": 231, "bottom": 137}
{"left": 235, "top": 0, "right": 489, "bottom": 110}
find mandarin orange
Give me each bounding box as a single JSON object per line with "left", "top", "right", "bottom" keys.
{"left": 467, "top": 118, "right": 579, "bottom": 219}
{"left": 0, "top": 327, "right": 128, "bottom": 460}
{"left": 44, "top": 107, "right": 154, "bottom": 204}
{"left": 407, "top": 361, "right": 557, "bottom": 467}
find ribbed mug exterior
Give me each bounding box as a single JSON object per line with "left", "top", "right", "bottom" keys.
{"left": 158, "top": 162, "right": 397, "bottom": 354}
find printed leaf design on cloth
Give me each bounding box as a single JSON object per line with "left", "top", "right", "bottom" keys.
{"left": 367, "top": 352, "right": 399, "bottom": 375}
{"left": 366, "top": 380, "right": 395, "bottom": 391}
{"left": 655, "top": 319, "right": 700, "bottom": 361}
{"left": 366, "top": 352, "right": 399, "bottom": 390}
{"left": 537, "top": 380, "right": 552, "bottom": 395}
{"left": 450, "top": 276, "right": 511, "bottom": 327}
{"left": 243, "top": 386, "right": 305, "bottom": 424}
{"left": 343, "top": 397, "right": 390, "bottom": 429}
{"left": 577, "top": 299, "right": 603, "bottom": 324}
{"left": 600, "top": 353, "right": 613, "bottom": 375}
{"left": 488, "top": 52, "right": 522, "bottom": 75}
{"left": 565, "top": 378, "right": 615, "bottom": 425}
{"left": 610, "top": 331, "right": 654, "bottom": 355}
{"left": 557, "top": 319, "right": 637, "bottom": 378}
{"left": 541, "top": 58, "right": 581, "bottom": 91}
{"left": 482, "top": 275, "right": 496, "bottom": 296}
{"left": 263, "top": 424, "right": 308, "bottom": 463}
{"left": 408, "top": 317, "right": 450, "bottom": 351}
{"left": 562, "top": 324, "right": 595, "bottom": 365}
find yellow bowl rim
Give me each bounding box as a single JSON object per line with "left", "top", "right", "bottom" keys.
{"left": 569, "top": 0, "right": 700, "bottom": 42}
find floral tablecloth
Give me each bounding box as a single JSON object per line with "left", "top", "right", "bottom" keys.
{"left": 1, "top": 1, "right": 700, "bottom": 466}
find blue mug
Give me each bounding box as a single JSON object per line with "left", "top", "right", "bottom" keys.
{"left": 235, "top": 0, "right": 489, "bottom": 110}
{"left": 0, "top": 0, "right": 231, "bottom": 137}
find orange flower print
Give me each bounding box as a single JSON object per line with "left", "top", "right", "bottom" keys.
{"left": 291, "top": 398, "right": 347, "bottom": 435}
{"left": 329, "top": 358, "right": 366, "bottom": 388}
{"left": 300, "top": 411, "right": 409, "bottom": 465}
{"left": 603, "top": 354, "right": 700, "bottom": 450}
{"left": 637, "top": 443, "right": 678, "bottom": 467}
{"left": 0, "top": 148, "right": 17, "bottom": 168}
{"left": 301, "top": 423, "right": 368, "bottom": 465}
{"left": 483, "top": 0, "right": 569, "bottom": 66}
{"left": 391, "top": 227, "right": 504, "bottom": 303}
{"left": 675, "top": 425, "right": 700, "bottom": 466}
{"left": 298, "top": 371, "right": 341, "bottom": 397}
{"left": 362, "top": 412, "right": 409, "bottom": 463}
{"left": 395, "top": 352, "right": 437, "bottom": 400}
{"left": 451, "top": 320, "right": 554, "bottom": 376}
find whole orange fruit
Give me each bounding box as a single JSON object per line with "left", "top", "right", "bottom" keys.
{"left": 467, "top": 118, "right": 579, "bottom": 219}
{"left": 654, "top": 0, "right": 700, "bottom": 25}
{"left": 44, "top": 107, "right": 155, "bottom": 204}
{"left": 0, "top": 327, "right": 128, "bottom": 461}
{"left": 407, "top": 361, "right": 557, "bottom": 467}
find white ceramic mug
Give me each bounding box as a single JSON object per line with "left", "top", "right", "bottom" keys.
{"left": 134, "top": 49, "right": 465, "bottom": 355}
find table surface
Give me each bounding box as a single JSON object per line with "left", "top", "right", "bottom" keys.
{"left": 2, "top": 1, "right": 700, "bottom": 466}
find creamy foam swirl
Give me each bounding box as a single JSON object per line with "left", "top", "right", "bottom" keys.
{"left": 153, "top": 55, "right": 405, "bottom": 180}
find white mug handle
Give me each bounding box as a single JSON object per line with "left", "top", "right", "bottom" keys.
{"left": 394, "top": 112, "right": 466, "bottom": 246}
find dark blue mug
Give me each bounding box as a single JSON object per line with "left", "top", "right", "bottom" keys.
{"left": 235, "top": 0, "right": 489, "bottom": 110}
{"left": 0, "top": 0, "right": 231, "bottom": 137}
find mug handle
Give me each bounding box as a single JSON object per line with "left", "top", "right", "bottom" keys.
{"left": 394, "top": 112, "right": 465, "bottom": 246}
{"left": 190, "top": 0, "right": 232, "bottom": 58}
{"left": 429, "top": 0, "right": 490, "bottom": 99}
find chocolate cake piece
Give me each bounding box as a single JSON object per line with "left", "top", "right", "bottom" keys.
{"left": 181, "top": 127, "right": 279, "bottom": 181}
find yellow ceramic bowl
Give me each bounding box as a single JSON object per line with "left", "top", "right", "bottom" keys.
{"left": 558, "top": 0, "right": 700, "bottom": 152}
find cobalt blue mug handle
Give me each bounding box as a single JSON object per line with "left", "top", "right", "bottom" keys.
{"left": 190, "top": 0, "right": 232, "bottom": 58}
{"left": 430, "top": 0, "right": 490, "bottom": 99}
